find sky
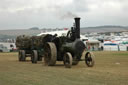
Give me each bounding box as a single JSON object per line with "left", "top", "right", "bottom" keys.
{"left": 0, "top": 0, "right": 128, "bottom": 29}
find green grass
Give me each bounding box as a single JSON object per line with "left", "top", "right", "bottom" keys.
{"left": 0, "top": 51, "right": 128, "bottom": 85}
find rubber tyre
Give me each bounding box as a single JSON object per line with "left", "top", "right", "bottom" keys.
{"left": 63, "top": 52, "right": 72, "bottom": 68}
{"left": 31, "top": 50, "right": 38, "bottom": 63}
{"left": 21, "top": 50, "right": 26, "bottom": 61}
{"left": 44, "top": 42, "right": 57, "bottom": 66}
{"left": 85, "top": 52, "right": 95, "bottom": 67}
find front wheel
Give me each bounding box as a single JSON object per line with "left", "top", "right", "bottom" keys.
{"left": 85, "top": 52, "right": 95, "bottom": 67}
{"left": 63, "top": 52, "right": 72, "bottom": 68}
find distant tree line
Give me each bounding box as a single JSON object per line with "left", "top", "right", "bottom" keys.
{"left": 29, "top": 27, "right": 39, "bottom": 30}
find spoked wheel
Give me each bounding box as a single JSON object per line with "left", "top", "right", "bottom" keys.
{"left": 21, "top": 50, "right": 26, "bottom": 61}
{"left": 85, "top": 52, "right": 95, "bottom": 67}
{"left": 31, "top": 50, "right": 38, "bottom": 63}
{"left": 63, "top": 52, "right": 72, "bottom": 68}
{"left": 72, "top": 56, "right": 79, "bottom": 65}
{"left": 44, "top": 42, "right": 57, "bottom": 66}
{"left": 18, "top": 50, "right": 22, "bottom": 61}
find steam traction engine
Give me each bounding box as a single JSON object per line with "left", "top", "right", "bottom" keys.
{"left": 44, "top": 17, "right": 95, "bottom": 68}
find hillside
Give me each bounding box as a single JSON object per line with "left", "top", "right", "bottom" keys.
{"left": 0, "top": 26, "right": 128, "bottom": 40}
{"left": 81, "top": 26, "right": 128, "bottom": 33}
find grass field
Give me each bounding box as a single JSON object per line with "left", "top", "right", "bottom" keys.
{"left": 0, "top": 51, "right": 128, "bottom": 85}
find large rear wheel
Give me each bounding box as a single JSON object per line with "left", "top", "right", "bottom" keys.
{"left": 44, "top": 42, "right": 57, "bottom": 66}
{"left": 85, "top": 52, "right": 95, "bottom": 67}
{"left": 63, "top": 52, "right": 72, "bottom": 68}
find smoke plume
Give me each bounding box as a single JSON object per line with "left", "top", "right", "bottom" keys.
{"left": 61, "top": 11, "right": 78, "bottom": 20}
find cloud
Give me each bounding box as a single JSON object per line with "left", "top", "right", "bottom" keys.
{"left": 0, "top": 0, "right": 128, "bottom": 29}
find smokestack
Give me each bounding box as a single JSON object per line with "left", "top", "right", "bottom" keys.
{"left": 74, "top": 17, "right": 80, "bottom": 39}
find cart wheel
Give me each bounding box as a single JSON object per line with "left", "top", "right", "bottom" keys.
{"left": 38, "top": 56, "right": 42, "bottom": 61}
{"left": 44, "top": 42, "right": 57, "bottom": 66}
{"left": 21, "top": 50, "right": 26, "bottom": 61}
{"left": 63, "top": 52, "right": 72, "bottom": 68}
{"left": 31, "top": 50, "right": 38, "bottom": 63}
{"left": 18, "top": 50, "right": 22, "bottom": 61}
{"left": 72, "top": 56, "right": 79, "bottom": 65}
{"left": 85, "top": 52, "right": 95, "bottom": 67}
